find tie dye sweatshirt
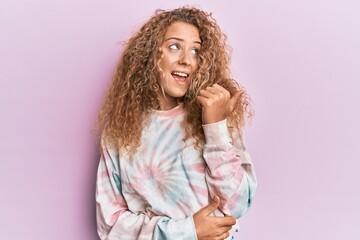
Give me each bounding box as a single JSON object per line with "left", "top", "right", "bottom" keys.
{"left": 96, "top": 104, "right": 257, "bottom": 240}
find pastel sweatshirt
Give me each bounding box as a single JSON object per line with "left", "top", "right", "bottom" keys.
{"left": 96, "top": 105, "right": 257, "bottom": 240}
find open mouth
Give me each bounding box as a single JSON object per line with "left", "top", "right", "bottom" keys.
{"left": 171, "top": 71, "right": 189, "bottom": 83}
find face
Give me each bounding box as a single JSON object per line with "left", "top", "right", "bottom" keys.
{"left": 157, "top": 21, "right": 201, "bottom": 110}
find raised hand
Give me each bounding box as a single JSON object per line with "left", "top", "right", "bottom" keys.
{"left": 193, "top": 196, "right": 236, "bottom": 240}
{"left": 197, "top": 84, "right": 242, "bottom": 124}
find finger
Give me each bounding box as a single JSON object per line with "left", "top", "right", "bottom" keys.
{"left": 199, "top": 195, "right": 220, "bottom": 216}
{"left": 217, "top": 231, "right": 230, "bottom": 240}
{"left": 208, "top": 195, "right": 220, "bottom": 210}
{"left": 199, "top": 89, "right": 215, "bottom": 99}
{"left": 205, "top": 86, "right": 219, "bottom": 94}
{"left": 206, "top": 215, "right": 236, "bottom": 227}
{"left": 217, "top": 225, "right": 232, "bottom": 234}
{"left": 197, "top": 96, "right": 208, "bottom": 107}
{"left": 203, "top": 226, "right": 231, "bottom": 240}
{"left": 215, "top": 216, "right": 237, "bottom": 226}
{"left": 228, "top": 91, "right": 242, "bottom": 111}
{"left": 203, "top": 87, "right": 226, "bottom": 101}
{"left": 212, "top": 84, "right": 228, "bottom": 94}
{"left": 213, "top": 84, "right": 230, "bottom": 99}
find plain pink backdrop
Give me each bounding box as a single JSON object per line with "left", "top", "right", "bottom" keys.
{"left": 1, "top": 0, "right": 359, "bottom": 239}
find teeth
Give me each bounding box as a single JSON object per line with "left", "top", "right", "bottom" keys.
{"left": 173, "top": 72, "right": 188, "bottom": 78}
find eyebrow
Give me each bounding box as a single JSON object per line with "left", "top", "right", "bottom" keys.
{"left": 165, "top": 37, "right": 202, "bottom": 45}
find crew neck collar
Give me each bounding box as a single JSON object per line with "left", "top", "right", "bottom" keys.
{"left": 151, "top": 104, "right": 184, "bottom": 117}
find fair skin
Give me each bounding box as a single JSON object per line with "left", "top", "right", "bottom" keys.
{"left": 158, "top": 21, "right": 241, "bottom": 239}
{"left": 158, "top": 21, "right": 241, "bottom": 123}
{"left": 158, "top": 21, "right": 201, "bottom": 110}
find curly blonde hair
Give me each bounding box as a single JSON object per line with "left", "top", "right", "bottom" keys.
{"left": 96, "top": 7, "right": 251, "bottom": 153}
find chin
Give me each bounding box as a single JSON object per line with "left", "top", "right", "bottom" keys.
{"left": 173, "top": 91, "right": 187, "bottom": 98}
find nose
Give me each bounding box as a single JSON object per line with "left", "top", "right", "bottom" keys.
{"left": 179, "top": 50, "right": 191, "bottom": 66}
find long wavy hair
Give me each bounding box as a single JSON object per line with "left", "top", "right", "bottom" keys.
{"left": 96, "top": 7, "right": 252, "bottom": 153}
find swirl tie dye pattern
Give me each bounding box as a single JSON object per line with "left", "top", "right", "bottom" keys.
{"left": 96, "top": 105, "right": 257, "bottom": 240}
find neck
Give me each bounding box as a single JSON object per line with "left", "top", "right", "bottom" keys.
{"left": 158, "top": 95, "right": 178, "bottom": 110}
{"left": 159, "top": 100, "right": 178, "bottom": 111}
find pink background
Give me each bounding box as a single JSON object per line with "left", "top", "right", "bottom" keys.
{"left": 1, "top": 0, "right": 359, "bottom": 239}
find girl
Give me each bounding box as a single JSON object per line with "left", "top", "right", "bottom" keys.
{"left": 95, "top": 7, "right": 257, "bottom": 240}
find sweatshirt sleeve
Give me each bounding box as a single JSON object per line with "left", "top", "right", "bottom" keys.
{"left": 202, "top": 119, "right": 257, "bottom": 218}
{"left": 96, "top": 140, "right": 197, "bottom": 240}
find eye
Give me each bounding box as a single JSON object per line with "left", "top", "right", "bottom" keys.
{"left": 169, "top": 44, "right": 180, "bottom": 50}
{"left": 191, "top": 48, "right": 199, "bottom": 55}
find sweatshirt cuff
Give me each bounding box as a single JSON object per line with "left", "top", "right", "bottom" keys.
{"left": 202, "top": 119, "right": 231, "bottom": 145}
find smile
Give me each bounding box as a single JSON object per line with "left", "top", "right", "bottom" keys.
{"left": 171, "top": 71, "right": 189, "bottom": 78}
{"left": 171, "top": 71, "right": 189, "bottom": 85}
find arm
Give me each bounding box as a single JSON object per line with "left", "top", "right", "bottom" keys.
{"left": 202, "top": 120, "right": 257, "bottom": 218}
{"left": 197, "top": 84, "right": 257, "bottom": 218}
{"left": 96, "top": 140, "right": 197, "bottom": 240}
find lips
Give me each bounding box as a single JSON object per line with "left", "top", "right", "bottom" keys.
{"left": 171, "top": 71, "right": 189, "bottom": 84}
{"left": 172, "top": 71, "right": 188, "bottom": 78}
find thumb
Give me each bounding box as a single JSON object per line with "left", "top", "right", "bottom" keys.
{"left": 228, "top": 91, "right": 242, "bottom": 112}
{"left": 200, "top": 195, "right": 220, "bottom": 216}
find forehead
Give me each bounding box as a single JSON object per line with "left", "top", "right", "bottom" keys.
{"left": 163, "top": 21, "right": 200, "bottom": 41}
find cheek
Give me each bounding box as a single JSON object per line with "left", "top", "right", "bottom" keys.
{"left": 193, "top": 59, "right": 199, "bottom": 70}
{"left": 158, "top": 58, "right": 170, "bottom": 72}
